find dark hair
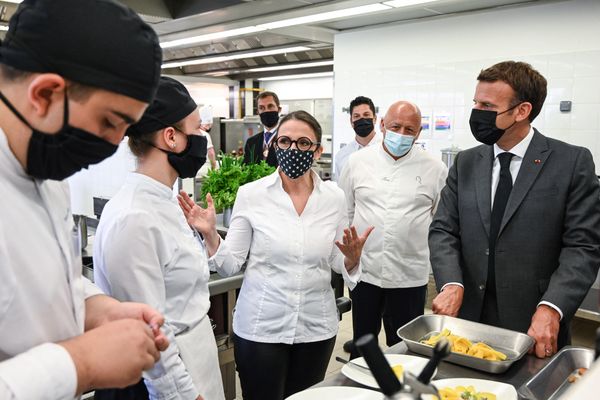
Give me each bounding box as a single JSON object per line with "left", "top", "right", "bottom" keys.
{"left": 477, "top": 61, "right": 547, "bottom": 122}
{"left": 0, "top": 64, "right": 95, "bottom": 102}
{"left": 278, "top": 110, "right": 322, "bottom": 142}
{"left": 128, "top": 120, "right": 185, "bottom": 157}
{"left": 349, "top": 96, "right": 375, "bottom": 116}
{"left": 256, "top": 91, "right": 280, "bottom": 107}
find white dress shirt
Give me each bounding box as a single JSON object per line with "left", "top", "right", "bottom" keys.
{"left": 339, "top": 144, "right": 448, "bottom": 289}
{"left": 209, "top": 170, "right": 360, "bottom": 344}
{"left": 94, "top": 173, "right": 223, "bottom": 400}
{"left": 445, "top": 127, "right": 562, "bottom": 318}
{"left": 0, "top": 128, "right": 103, "bottom": 400}
{"left": 333, "top": 132, "right": 381, "bottom": 181}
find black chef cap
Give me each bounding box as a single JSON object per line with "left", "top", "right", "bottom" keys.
{"left": 0, "top": 0, "right": 162, "bottom": 103}
{"left": 126, "top": 76, "right": 197, "bottom": 136}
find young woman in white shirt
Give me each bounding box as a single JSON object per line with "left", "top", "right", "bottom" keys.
{"left": 93, "top": 77, "right": 223, "bottom": 400}
{"left": 178, "top": 110, "right": 373, "bottom": 399}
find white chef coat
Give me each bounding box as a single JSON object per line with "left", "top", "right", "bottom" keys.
{"left": 93, "top": 173, "right": 224, "bottom": 400}
{"left": 0, "top": 128, "right": 103, "bottom": 400}
{"left": 339, "top": 144, "right": 448, "bottom": 289}
{"left": 333, "top": 132, "right": 381, "bottom": 181}
{"left": 209, "top": 170, "right": 360, "bottom": 344}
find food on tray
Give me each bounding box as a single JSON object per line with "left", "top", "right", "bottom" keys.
{"left": 567, "top": 367, "right": 588, "bottom": 383}
{"left": 420, "top": 329, "right": 507, "bottom": 361}
{"left": 436, "top": 385, "right": 497, "bottom": 400}
{"left": 391, "top": 364, "right": 404, "bottom": 379}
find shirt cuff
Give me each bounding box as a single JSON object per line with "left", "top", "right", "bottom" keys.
{"left": 144, "top": 360, "right": 198, "bottom": 400}
{"left": 538, "top": 301, "right": 564, "bottom": 320}
{"left": 341, "top": 260, "right": 361, "bottom": 290}
{"left": 441, "top": 282, "right": 464, "bottom": 291}
{"left": 0, "top": 343, "right": 77, "bottom": 400}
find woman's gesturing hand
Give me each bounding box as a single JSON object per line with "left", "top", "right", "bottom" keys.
{"left": 336, "top": 226, "right": 374, "bottom": 271}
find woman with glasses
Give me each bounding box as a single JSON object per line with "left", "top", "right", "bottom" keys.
{"left": 93, "top": 77, "right": 224, "bottom": 400}
{"left": 178, "top": 110, "right": 374, "bottom": 400}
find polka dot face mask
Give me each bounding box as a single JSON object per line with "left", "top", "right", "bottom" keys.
{"left": 275, "top": 148, "right": 315, "bottom": 179}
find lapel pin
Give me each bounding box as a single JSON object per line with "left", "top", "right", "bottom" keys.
{"left": 534, "top": 159, "right": 541, "bottom": 164}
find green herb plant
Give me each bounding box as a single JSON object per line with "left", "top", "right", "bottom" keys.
{"left": 200, "top": 153, "right": 276, "bottom": 212}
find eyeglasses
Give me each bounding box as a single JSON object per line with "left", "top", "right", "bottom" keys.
{"left": 275, "top": 136, "right": 320, "bottom": 151}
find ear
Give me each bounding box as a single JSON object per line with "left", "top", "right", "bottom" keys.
{"left": 380, "top": 120, "right": 386, "bottom": 136}
{"left": 26, "top": 74, "right": 66, "bottom": 117}
{"left": 314, "top": 144, "right": 324, "bottom": 160}
{"left": 161, "top": 126, "right": 178, "bottom": 149}
{"left": 277, "top": 106, "right": 282, "bottom": 113}
{"left": 516, "top": 102, "right": 533, "bottom": 122}
{"left": 414, "top": 127, "right": 422, "bottom": 142}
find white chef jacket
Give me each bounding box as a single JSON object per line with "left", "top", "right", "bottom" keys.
{"left": 339, "top": 144, "right": 448, "bottom": 289}
{"left": 209, "top": 170, "right": 360, "bottom": 344}
{"left": 94, "top": 172, "right": 223, "bottom": 400}
{"left": 333, "top": 132, "right": 381, "bottom": 181}
{"left": 0, "top": 128, "right": 103, "bottom": 400}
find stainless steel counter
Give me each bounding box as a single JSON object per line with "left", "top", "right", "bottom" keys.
{"left": 317, "top": 342, "right": 551, "bottom": 400}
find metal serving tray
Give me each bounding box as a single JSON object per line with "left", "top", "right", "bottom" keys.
{"left": 518, "top": 346, "right": 594, "bottom": 400}
{"left": 396, "top": 315, "right": 534, "bottom": 374}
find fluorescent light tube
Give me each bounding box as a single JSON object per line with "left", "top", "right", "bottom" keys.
{"left": 257, "top": 4, "right": 391, "bottom": 30}
{"left": 258, "top": 72, "right": 333, "bottom": 81}
{"left": 162, "top": 46, "right": 311, "bottom": 69}
{"left": 383, "top": 0, "right": 437, "bottom": 7}
{"left": 161, "top": 26, "right": 266, "bottom": 49}
{"left": 246, "top": 60, "right": 333, "bottom": 72}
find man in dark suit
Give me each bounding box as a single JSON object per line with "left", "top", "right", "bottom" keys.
{"left": 243, "top": 91, "right": 279, "bottom": 166}
{"left": 429, "top": 61, "right": 600, "bottom": 359}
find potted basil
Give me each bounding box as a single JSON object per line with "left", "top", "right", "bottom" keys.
{"left": 201, "top": 154, "right": 276, "bottom": 227}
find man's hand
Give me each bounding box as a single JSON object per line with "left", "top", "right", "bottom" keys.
{"left": 60, "top": 319, "right": 161, "bottom": 394}
{"left": 432, "top": 285, "right": 464, "bottom": 317}
{"left": 527, "top": 305, "right": 560, "bottom": 358}
{"left": 85, "top": 295, "right": 168, "bottom": 351}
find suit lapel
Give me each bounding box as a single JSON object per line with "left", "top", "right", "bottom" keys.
{"left": 499, "top": 130, "right": 551, "bottom": 236}
{"left": 475, "top": 145, "right": 494, "bottom": 238}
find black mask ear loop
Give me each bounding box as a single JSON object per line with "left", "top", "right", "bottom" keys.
{"left": 497, "top": 102, "right": 522, "bottom": 131}
{"left": 0, "top": 91, "right": 35, "bottom": 129}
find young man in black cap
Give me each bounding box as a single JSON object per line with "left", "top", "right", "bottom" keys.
{"left": 0, "top": 1, "right": 168, "bottom": 399}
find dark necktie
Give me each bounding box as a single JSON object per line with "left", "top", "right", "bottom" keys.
{"left": 487, "top": 152, "right": 514, "bottom": 294}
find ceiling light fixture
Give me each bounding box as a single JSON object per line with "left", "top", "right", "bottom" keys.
{"left": 258, "top": 72, "right": 334, "bottom": 81}
{"left": 383, "top": 0, "right": 437, "bottom": 7}
{"left": 1, "top": 0, "right": 23, "bottom": 4}
{"left": 246, "top": 60, "right": 334, "bottom": 72}
{"left": 162, "top": 45, "right": 312, "bottom": 69}
{"left": 160, "top": 3, "right": 392, "bottom": 49}
{"left": 161, "top": 26, "right": 266, "bottom": 49}
{"left": 0, "top": 25, "right": 9, "bottom": 32}
{"left": 256, "top": 3, "right": 391, "bottom": 30}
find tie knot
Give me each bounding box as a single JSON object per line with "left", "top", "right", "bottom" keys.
{"left": 497, "top": 152, "right": 514, "bottom": 169}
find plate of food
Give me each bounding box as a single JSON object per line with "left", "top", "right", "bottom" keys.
{"left": 286, "top": 386, "right": 382, "bottom": 399}
{"left": 423, "top": 378, "right": 517, "bottom": 400}
{"left": 341, "top": 354, "right": 432, "bottom": 389}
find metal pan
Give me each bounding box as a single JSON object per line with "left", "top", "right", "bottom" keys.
{"left": 517, "top": 346, "right": 594, "bottom": 399}
{"left": 396, "top": 315, "right": 534, "bottom": 374}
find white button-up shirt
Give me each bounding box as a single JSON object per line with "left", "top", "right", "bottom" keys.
{"left": 0, "top": 129, "right": 103, "bottom": 400}
{"left": 339, "top": 144, "right": 448, "bottom": 289}
{"left": 94, "top": 173, "right": 213, "bottom": 399}
{"left": 209, "top": 170, "right": 360, "bottom": 344}
{"left": 333, "top": 133, "right": 381, "bottom": 181}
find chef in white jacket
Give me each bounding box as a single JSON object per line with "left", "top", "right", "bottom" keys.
{"left": 94, "top": 77, "right": 224, "bottom": 400}
{"left": 0, "top": 1, "right": 169, "bottom": 399}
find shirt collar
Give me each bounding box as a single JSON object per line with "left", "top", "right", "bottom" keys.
{"left": 493, "top": 126, "right": 534, "bottom": 159}
{"left": 355, "top": 131, "right": 381, "bottom": 149}
{"left": 127, "top": 172, "right": 174, "bottom": 199}
{"left": 0, "top": 127, "right": 31, "bottom": 180}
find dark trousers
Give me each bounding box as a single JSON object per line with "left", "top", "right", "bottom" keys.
{"left": 350, "top": 281, "right": 427, "bottom": 359}
{"left": 93, "top": 380, "right": 148, "bottom": 400}
{"left": 233, "top": 334, "right": 336, "bottom": 400}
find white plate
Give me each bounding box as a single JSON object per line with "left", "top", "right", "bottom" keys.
{"left": 286, "top": 386, "right": 382, "bottom": 399}
{"left": 341, "top": 354, "right": 432, "bottom": 389}
{"left": 424, "top": 378, "right": 517, "bottom": 400}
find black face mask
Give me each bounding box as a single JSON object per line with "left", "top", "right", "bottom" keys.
{"left": 155, "top": 133, "right": 207, "bottom": 179}
{"left": 275, "top": 148, "right": 314, "bottom": 179}
{"left": 469, "top": 103, "right": 521, "bottom": 145}
{"left": 0, "top": 91, "right": 118, "bottom": 181}
{"left": 353, "top": 118, "right": 374, "bottom": 138}
{"left": 260, "top": 111, "right": 279, "bottom": 128}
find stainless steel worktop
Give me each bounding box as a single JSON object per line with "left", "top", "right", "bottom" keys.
{"left": 317, "top": 341, "right": 551, "bottom": 400}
